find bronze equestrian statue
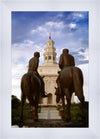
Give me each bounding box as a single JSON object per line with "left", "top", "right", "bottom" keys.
{"left": 20, "top": 52, "right": 47, "bottom": 126}
{"left": 28, "top": 52, "right": 47, "bottom": 98}
{"left": 55, "top": 49, "right": 85, "bottom": 122}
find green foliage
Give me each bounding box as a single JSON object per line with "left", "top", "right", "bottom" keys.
{"left": 11, "top": 95, "right": 21, "bottom": 109}
{"left": 12, "top": 109, "right": 20, "bottom": 124}
{"left": 38, "top": 107, "right": 41, "bottom": 113}
{"left": 56, "top": 105, "right": 62, "bottom": 110}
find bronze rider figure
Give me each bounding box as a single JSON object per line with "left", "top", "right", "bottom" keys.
{"left": 56, "top": 49, "right": 75, "bottom": 94}
{"left": 28, "top": 52, "right": 47, "bottom": 97}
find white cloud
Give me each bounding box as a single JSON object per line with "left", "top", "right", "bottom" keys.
{"left": 46, "top": 21, "right": 65, "bottom": 29}
{"left": 31, "top": 21, "right": 65, "bottom": 38}
{"left": 78, "top": 48, "right": 89, "bottom": 61}
{"left": 23, "top": 40, "right": 35, "bottom": 44}
{"left": 31, "top": 29, "right": 37, "bottom": 34}
{"left": 69, "top": 23, "right": 76, "bottom": 29}
{"left": 73, "top": 13, "right": 84, "bottom": 18}
{"left": 31, "top": 26, "right": 49, "bottom": 37}
{"left": 12, "top": 39, "right": 44, "bottom": 64}
{"left": 57, "top": 14, "right": 64, "bottom": 18}
{"left": 12, "top": 63, "right": 27, "bottom": 99}
{"left": 37, "top": 26, "right": 47, "bottom": 32}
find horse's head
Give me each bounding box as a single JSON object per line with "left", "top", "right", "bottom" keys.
{"left": 55, "top": 87, "right": 61, "bottom": 103}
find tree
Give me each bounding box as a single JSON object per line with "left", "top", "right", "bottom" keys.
{"left": 11, "top": 95, "right": 21, "bottom": 109}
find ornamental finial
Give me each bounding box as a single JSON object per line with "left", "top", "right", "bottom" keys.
{"left": 49, "top": 32, "right": 51, "bottom": 39}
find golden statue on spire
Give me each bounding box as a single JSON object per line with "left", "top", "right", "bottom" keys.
{"left": 49, "top": 32, "right": 51, "bottom": 39}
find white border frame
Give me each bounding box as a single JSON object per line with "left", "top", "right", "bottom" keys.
{"left": 0, "top": 0, "right": 100, "bottom": 139}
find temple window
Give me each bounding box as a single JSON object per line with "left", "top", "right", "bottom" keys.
{"left": 47, "top": 94, "right": 52, "bottom": 104}
{"left": 48, "top": 56, "right": 51, "bottom": 60}
{"left": 53, "top": 56, "right": 55, "bottom": 60}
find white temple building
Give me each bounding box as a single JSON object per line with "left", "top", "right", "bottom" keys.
{"left": 38, "top": 33, "right": 74, "bottom": 106}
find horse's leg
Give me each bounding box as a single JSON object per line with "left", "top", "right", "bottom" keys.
{"left": 64, "top": 88, "right": 71, "bottom": 122}
{"left": 75, "top": 88, "right": 85, "bottom": 122}
{"left": 61, "top": 94, "right": 65, "bottom": 120}
{"left": 34, "top": 103, "right": 38, "bottom": 121}
{"left": 34, "top": 95, "right": 39, "bottom": 122}
{"left": 19, "top": 93, "right": 25, "bottom": 127}
{"left": 27, "top": 94, "right": 39, "bottom": 121}
{"left": 61, "top": 94, "right": 65, "bottom": 110}
{"left": 27, "top": 95, "right": 37, "bottom": 121}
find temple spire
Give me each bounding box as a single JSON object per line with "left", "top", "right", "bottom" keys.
{"left": 43, "top": 34, "right": 57, "bottom": 65}
{"left": 49, "top": 32, "right": 51, "bottom": 39}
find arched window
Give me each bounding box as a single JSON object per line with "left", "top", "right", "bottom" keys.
{"left": 47, "top": 93, "right": 52, "bottom": 104}
{"left": 45, "top": 56, "right": 47, "bottom": 60}
{"left": 48, "top": 56, "right": 51, "bottom": 60}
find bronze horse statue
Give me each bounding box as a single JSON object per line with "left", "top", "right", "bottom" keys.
{"left": 20, "top": 72, "right": 41, "bottom": 126}
{"left": 55, "top": 66, "right": 85, "bottom": 122}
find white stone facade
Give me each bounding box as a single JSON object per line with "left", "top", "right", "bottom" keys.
{"left": 38, "top": 64, "right": 59, "bottom": 106}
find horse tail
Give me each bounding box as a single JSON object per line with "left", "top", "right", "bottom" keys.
{"left": 72, "top": 67, "right": 85, "bottom": 102}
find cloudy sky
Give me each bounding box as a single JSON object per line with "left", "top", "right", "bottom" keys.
{"left": 12, "top": 11, "right": 89, "bottom": 102}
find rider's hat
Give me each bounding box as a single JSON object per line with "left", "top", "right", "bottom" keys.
{"left": 63, "top": 49, "right": 69, "bottom": 54}
{"left": 34, "top": 52, "right": 40, "bottom": 57}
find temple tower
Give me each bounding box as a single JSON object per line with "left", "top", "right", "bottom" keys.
{"left": 43, "top": 33, "right": 57, "bottom": 65}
